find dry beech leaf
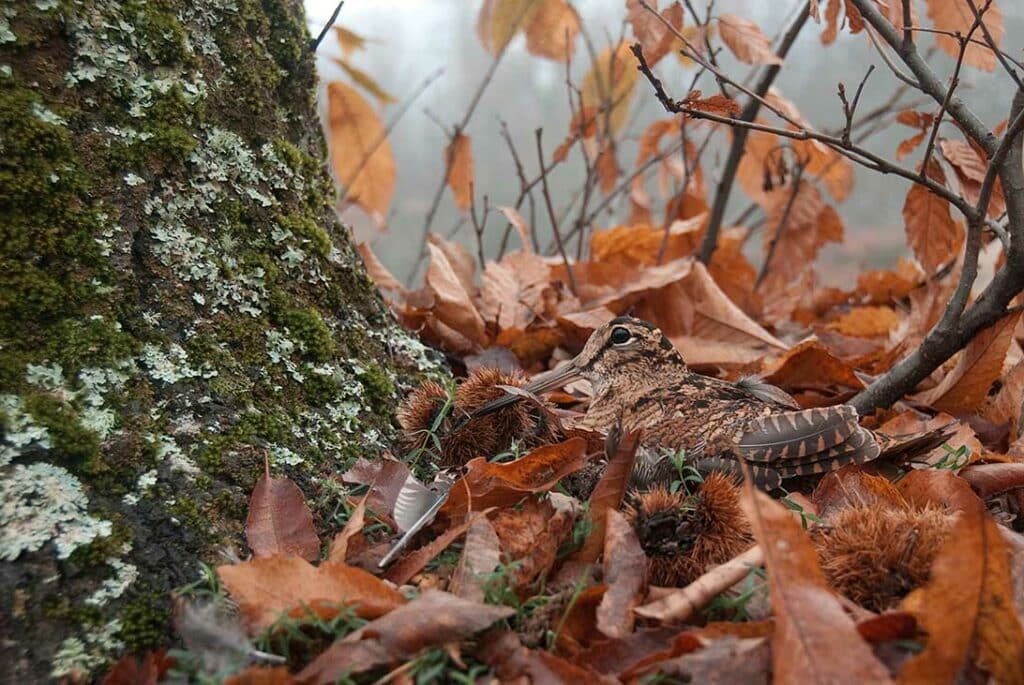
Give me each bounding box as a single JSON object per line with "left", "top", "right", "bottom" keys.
{"left": 820, "top": 0, "right": 865, "bottom": 45}
{"left": 898, "top": 497, "right": 1024, "bottom": 684}
{"left": 329, "top": 493, "right": 367, "bottom": 564}
{"left": 477, "top": 0, "right": 544, "bottom": 55}
{"left": 941, "top": 138, "right": 1006, "bottom": 218}
{"left": 762, "top": 339, "right": 865, "bottom": 392}
{"left": 828, "top": 306, "right": 899, "bottom": 339}
{"left": 582, "top": 42, "right": 639, "bottom": 135}
{"left": 740, "top": 486, "right": 893, "bottom": 684}
{"left": 525, "top": 0, "right": 580, "bottom": 61}
{"left": 575, "top": 431, "right": 640, "bottom": 564}
{"left": 683, "top": 90, "right": 741, "bottom": 117}
{"left": 915, "top": 311, "right": 1022, "bottom": 415}
{"left": 426, "top": 242, "right": 486, "bottom": 344}
{"left": 341, "top": 456, "right": 412, "bottom": 521}
{"left": 223, "top": 666, "right": 294, "bottom": 685}
{"left": 553, "top": 105, "right": 599, "bottom": 163}
{"left": 428, "top": 233, "right": 476, "bottom": 295}
{"left": 982, "top": 359, "right": 1024, "bottom": 440}
{"left": 327, "top": 81, "right": 395, "bottom": 223}
{"left": 299, "top": 591, "right": 515, "bottom": 685}
{"left": 330, "top": 57, "right": 396, "bottom": 106}
{"left": 332, "top": 26, "right": 366, "bottom": 56}
{"left": 217, "top": 556, "right": 406, "bottom": 632}
{"left": 450, "top": 516, "right": 502, "bottom": 602}
{"left": 102, "top": 649, "right": 174, "bottom": 685}
{"left": 718, "top": 13, "right": 782, "bottom": 65}
{"left": 895, "top": 468, "right": 984, "bottom": 513}
{"left": 492, "top": 495, "right": 575, "bottom": 589}
{"left": 245, "top": 468, "right": 320, "bottom": 562}
{"left": 356, "top": 243, "right": 406, "bottom": 296}
{"left": 925, "top": 0, "right": 1004, "bottom": 72}
{"left": 383, "top": 513, "right": 485, "bottom": 586}
{"left": 596, "top": 509, "right": 648, "bottom": 639}
{"left": 627, "top": 0, "right": 685, "bottom": 67}
{"left": 441, "top": 438, "right": 588, "bottom": 521}
{"left": 445, "top": 133, "right": 474, "bottom": 212}
{"left": 959, "top": 463, "right": 1024, "bottom": 500}
{"left": 903, "top": 161, "right": 963, "bottom": 274}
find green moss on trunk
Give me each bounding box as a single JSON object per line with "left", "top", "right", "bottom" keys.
{"left": 0, "top": 0, "right": 442, "bottom": 680}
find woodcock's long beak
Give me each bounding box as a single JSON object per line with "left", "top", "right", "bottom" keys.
{"left": 470, "top": 361, "right": 583, "bottom": 418}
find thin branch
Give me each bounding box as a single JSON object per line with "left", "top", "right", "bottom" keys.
{"left": 755, "top": 165, "right": 806, "bottom": 289}
{"left": 964, "top": 0, "right": 1024, "bottom": 87}
{"left": 311, "top": 0, "right": 344, "bottom": 51}
{"left": 536, "top": 129, "right": 578, "bottom": 295}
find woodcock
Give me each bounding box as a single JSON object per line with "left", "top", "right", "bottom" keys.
{"left": 475, "top": 316, "right": 953, "bottom": 489}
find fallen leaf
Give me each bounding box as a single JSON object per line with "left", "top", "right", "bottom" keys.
{"left": 223, "top": 666, "right": 295, "bottom": 685}
{"left": 329, "top": 493, "right": 367, "bottom": 563}
{"left": 245, "top": 467, "right": 320, "bottom": 562}
{"left": 341, "top": 457, "right": 411, "bottom": 521}
{"left": 810, "top": 466, "right": 904, "bottom": 520}
{"left": 426, "top": 242, "right": 486, "bottom": 344}
{"left": 895, "top": 468, "right": 984, "bottom": 513}
{"left": 571, "top": 627, "right": 678, "bottom": 676}
{"left": 101, "top": 649, "right": 174, "bottom": 685}
{"left": 450, "top": 515, "right": 502, "bottom": 602}
{"left": 575, "top": 431, "right": 639, "bottom": 563}
{"left": 915, "top": 311, "right": 1022, "bottom": 414}
{"left": 718, "top": 14, "right": 782, "bottom": 65}
{"left": 984, "top": 360, "right": 1024, "bottom": 440}
{"left": 958, "top": 463, "right": 1024, "bottom": 500}
{"left": 217, "top": 556, "right": 406, "bottom": 632}
{"left": 903, "top": 161, "right": 964, "bottom": 274}
{"left": 299, "top": 590, "right": 515, "bottom": 684}
{"left": 525, "top": 0, "right": 580, "bottom": 61}
{"left": 441, "top": 438, "right": 589, "bottom": 521}
{"left": 638, "top": 636, "right": 771, "bottom": 684}
{"left": 491, "top": 495, "right": 576, "bottom": 588}
{"left": 445, "top": 133, "right": 474, "bottom": 212}
{"left": 898, "top": 496, "right": 1024, "bottom": 683}
{"left": 596, "top": 509, "right": 648, "bottom": 638}
{"left": 829, "top": 306, "right": 899, "bottom": 339}
{"left": 925, "top": 0, "right": 1004, "bottom": 72}
{"left": 762, "top": 340, "right": 865, "bottom": 393}
{"left": 383, "top": 512, "right": 485, "bottom": 586}
{"left": 327, "top": 81, "right": 395, "bottom": 223}
{"left": 740, "top": 485, "right": 893, "bottom": 683}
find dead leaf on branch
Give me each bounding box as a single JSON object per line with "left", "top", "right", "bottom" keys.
{"left": 330, "top": 57, "right": 396, "bottom": 106}
{"left": 718, "top": 14, "right": 782, "bottom": 65}
{"left": 627, "top": 0, "right": 685, "bottom": 67}
{"left": 683, "top": 90, "right": 741, "bottom": 117}
{"left": 444, "top": 133, "right": 475, "bottom": 213}
{"left": 903, "top": 160, "right": 964, "bottom": 274}
{"left": 582, "top": 42, "right": 639, "bottom": 135}
{"left": 925, "top": 0, "right": 1005, "bottom": 72}
{"left": 525, "top": 0, "right": 580, "bottom": 61}
{"left": 477, "top": 0, "right": 545, "bottom": 55}
{"left": 245, "top": 466, "right": 320, "bottom": 562}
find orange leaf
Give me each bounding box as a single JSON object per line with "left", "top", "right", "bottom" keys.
{"left": 477, "top": 0, "right": 544, "bottom": 55}
{"left": 224, "top": 666, "right": 295, "bottom": 685}
{"left": 582, "top": 42, "right": 639, "bottom": 135}
{"left": 718, "top": 14, "right": 782, "bottom": 65}
{"left": 903, "top": 161, "right": 964, "bottom": 274}
{"left": 102, "top": 649, "right": 173, "bottom": 685}
{"left": 327, "top": 81, "right": 395, "bottom": 223}
{"left": 762, "top": 339, "right": 865, "bottom": 392}
{"left": 450, "top": 515, "right": 502, "bottom": 602}
{"left": 740, "top": 486, "right": 893, "bottom": 683}
{"left": 330, "top": 57, "right": 396, "bottom": 105}
{"left": 217, "top": 556, "right": 406, "bottom": 632}
{"left": 575, "top": 431, "right": 639, "bottom": 563}
{"left": 915, "top": 311, "right": 1022, "bottom": 414}
{"left": 245, "top": 469, "right": 320, "bottom": 562}
{"left": 426, "top": 242, "right": 486, "bottom": 343}
{"left": 925, "top": 0, "right": 1004, "bottom": 72}
{"left": 491, "top": 496, "right": 576, "bottom": 589}
{"left": 445, "top": 133, "right": 474, "bottom": 212}
{"left": 329, "top": 492, "right": 367, "bottom": 564}
{"left": 332, "top": 26, "right": 366, "bottom": 56}
{"left": 627, "top": 0, "right": 685, "bottom": 67}
{"left": 898, "top": 497, "right": 1024, "bottom": 683}
{"left": 596, "top": 142, "right": 619, "bottom": 195}
{"left": 596, "top": 509, "right": 648, "bottom": 638}
{"left": 683, "top": 90, "right": 741, "bottom": 117}
{"left": 829, "top": 305, "right": 900, "bottom": 339}
{"left": 525, "top": 0, "right": 580, "bottom": 61}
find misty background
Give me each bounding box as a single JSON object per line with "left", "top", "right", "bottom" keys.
{"left": 304, "top": 0, "right": 1023, "bottom": 286}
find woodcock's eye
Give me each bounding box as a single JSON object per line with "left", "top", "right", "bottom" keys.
{"left": 609, "top": 326, "right": 632, "bottom": 345}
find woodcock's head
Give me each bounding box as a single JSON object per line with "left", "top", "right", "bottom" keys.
{"left": 474, "top": 317, "right": 685, "bottom": 415}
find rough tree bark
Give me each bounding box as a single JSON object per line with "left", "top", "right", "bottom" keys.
{"left": 0, "top": 1, "right": 441, "bottom": 680}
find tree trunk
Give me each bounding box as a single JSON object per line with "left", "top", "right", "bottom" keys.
{"left": 0, "top": 1, "right": 439, "bottom": 680}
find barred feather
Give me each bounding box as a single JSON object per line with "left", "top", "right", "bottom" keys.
{"left": 736, "top": 405, "right": 860, "bottom": 463}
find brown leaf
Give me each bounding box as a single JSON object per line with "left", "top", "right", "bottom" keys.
{"left": 426, "top": 242, "right": 486, "bottom": 343}
{"left": 596, "top": 142, "right": 619, "bottom": 195}
{"left": 575, "top": 431, "right": 640, "bottom": 563}
{"left": 217, "top": 556, "right": 406, "bottom": 632}
{"left": 245, "top": 468, "right": 320, "bottom": 562}
{"left": 496, "top": 205, "right": 535, "bottom": 253}
{"left": 915, "top": 311, "right": 1022, "bottom": 414}
{"left": 582, "top": 42, "right": 639, "bottom": 135}
{"left": 895, "top": 468, "right": 984, "bottom": 513}
{"left": 341, "top": 456, "right": 411, "bottom": 521}
{"left": 329, "top": 493, "right": 367, "bottom": 564}
{"left": 223, "top": 666, "right": 295, "bottom": 685}
{"left": 683, "top": 90, "right": 741, "bottom": 117}
{"left": 383, "top": 513, "right": 484, "bottom": 586}
{"left": 428, "top": 232, "right": 476, "bottom": 295}
{"left": 627, "top": 0, "right": 685, "bottom": 67}
{"left": 740, "top": 486, "right": 893, "bottom": 684}
{"left": 761, "top": 340, "right": 865, "bottom": 393}
{"left": 597, "top": 509, "right": 648, "bottom": 638}
{"left": 819, "top": 0, "right": 866, "bottom": 44}
{"left": 898, "top": 497, "right": 1024, "bottom": 683}
{"left": 983, "top": 360, "right": 1024, "bottom": 441}
{"left": 941, "top": 138, "right": 1006, "bottom": 218}
{"left": 958, "top": 463, "right": 1024, "bottom": 500}
{"left": 811, "top": 466, "right": 905, "bottom": 520}
{"left": 491, "top": 495, "right": 576, "bottom": 589}
{"left": 330, "top": 57, "right": 396, "bottom": 105}
{"left": 445, "top": 133, "right": 474, "bottom": 212}
{"left": 332, "top": 26, "right": 366, "bottom": 56}
{"left": 101, "top": 649, "right": 173, "bottom": 685}
{"left": 327, "top": 81, "right": 395, "bottom": 223}
{"left": 300, "top": 590, "right": 515, "bottom": 684}
{"left": 903, "top": 161, "right": 964, "bottom": 274}
{"left": 525, "top": 0, "right": 580, "bottom": 61}
{"left": 450, "top": 516, "right": 502, "bottom": 602}
{"left": 636, "top": 636, "right": 771, "bottom": 684}
{"left": 477, "top": 0, "right": 544, "bottom": 55}
{"left": 925, "top": 0, "right": 1004, "bottom": 72}
{"left": 441, "top": 438, "right": 589, "bottom": 521}
{"left": 829, "top": 305, "right": 900, "bottom": 339}
{"left": 356, "top": 242, "right": 406, "bottom": 296}
{"left": 718, "top": 13, "right": 782, "bottom": 65}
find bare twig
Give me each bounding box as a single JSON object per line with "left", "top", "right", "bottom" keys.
{"left": 536, "top": 129, "right": 578, "bottom": 295}
{"left": 468, "top": 184, "right": 489, "bottom": 271}
{"left": 311, "top": 0, "right": 344, "bottom": 51}
{"left": 838, "top": 66, "right": 875, "bottom": 146}
{"left": 755, "top": 164, "right": 806, "bottom": 289}
{"left": 964, "top": 0, "right": 1024, "bottom": 87}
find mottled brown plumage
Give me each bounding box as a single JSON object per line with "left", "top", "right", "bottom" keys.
{"left": 477, "top": 317, "right": 952, "bottom": 489}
